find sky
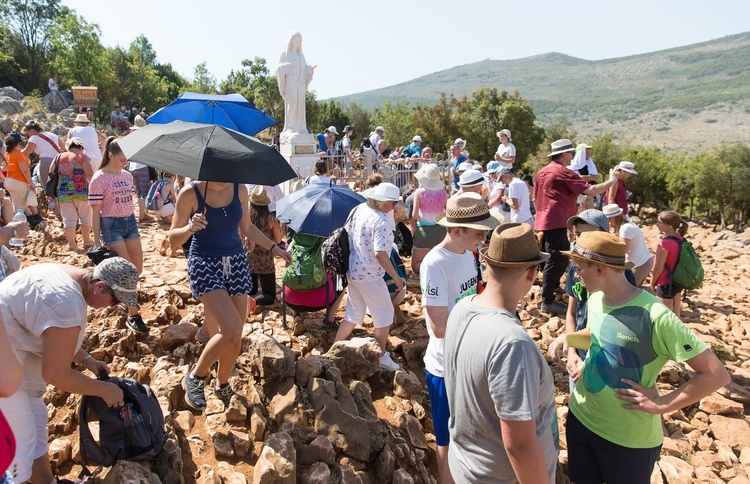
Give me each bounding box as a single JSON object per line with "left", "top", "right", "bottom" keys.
{"left": 60, "top": 0, "right": 750, "bottom": 100}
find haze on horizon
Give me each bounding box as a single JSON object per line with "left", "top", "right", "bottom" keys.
{"left": 60, "top": 0, "right": 750, "bottom": 100}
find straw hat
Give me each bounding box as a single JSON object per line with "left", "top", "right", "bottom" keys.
{"left": 289, "top": 179, "right": 305, "bottom": 193}
{"left": 547, "top": 139, "right": 576, "bottom": 157}
{"left": 250, "top": 186, "right": 271, "bottom": 206}
{"left": 602, "top": 204, "right": 623, "bottom": 218}
{"left": 415, "top": 164, "right": 443, "bottom": 191}
{"left": 74, "top": 113, "right": 90, "bottom": 124}
{"left": 436, "top": 193, "right": 499, "bottom": 231}
{"left": 562, "top": 231, "right": 635, "bottom": 270}
{"left": 481, "top": 223, "right": 550, "bottom": 268}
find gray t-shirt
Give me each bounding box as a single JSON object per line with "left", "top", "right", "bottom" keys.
{"left": 444, "top": 297, "right": 559, "bottom": 483}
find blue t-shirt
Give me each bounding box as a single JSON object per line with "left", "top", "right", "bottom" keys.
{"left": 316, "top": 133, "right": 327, "bottom": 152}
{"left": 402, "top": 143, "right": 422, "bottom": 158}
{"left": 451, "top": 155, "right": 467, "bottom": 188}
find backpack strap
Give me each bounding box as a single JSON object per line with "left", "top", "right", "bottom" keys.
{"left": 664, "top": 235, "right": 684, "bottom": 274}
{"left": 78, "top": 395, "right": 108, "bottom": 466}
{"left": 37, "top": 133, "right": 63, "bottom": 153}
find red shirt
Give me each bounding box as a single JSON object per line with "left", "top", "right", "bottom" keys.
{"left": 655, "top": 235, "right": 683, "bottom": 286}
{"left": 534, "top": 161, "right": 589, "bottom": 231}
{"left": 606, "top": 179, "right": 627, "bottom": 213}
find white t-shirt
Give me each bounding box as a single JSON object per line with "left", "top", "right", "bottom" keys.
{"left": 307, "top": 174, "right": 332, "bottom": 186}
{"left": 48, "top": 78, "right": 57, "bottom": 91}
{"left": 507, "top": 177, "right": 533, "bottom": 223}
{"left": 28, "top": 132, "right": 60, "bottom": 159}
{"left": 0, "top": 264, "right": 87, "bottom": 394}
{"left": 342, "top": 135, "right": 351, "bottom": 154}
{"left": 420, "top": 246, "right": 479, "bottom": 377}
{"left": 496, "top": 142, "right": 516, "bottom": 169}
{"left": 369, "top": 132, "right": 382, "bottom": 156}
{"left": 619, "top": 222, "right": 651, "bottom": 267}
{"left": 346, "top": 204, "right": 393, "bottom": 282}
{"left": 68, "top": 125, "right": 102, "bottom": 169}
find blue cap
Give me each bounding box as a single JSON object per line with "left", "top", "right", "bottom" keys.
{"left": 486, "top": 161, "right": 501, "bottom": 174}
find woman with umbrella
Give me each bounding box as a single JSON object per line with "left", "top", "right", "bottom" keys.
{"left": 170, "top": 180, "right": 290, "bottom": 410}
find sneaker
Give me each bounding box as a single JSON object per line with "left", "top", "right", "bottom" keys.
{"left": 379, "top": 352, "right": 400, "bottom": 371}
{"left": 541, "top": 301, "right": 567, "bottom": 315}
{"left": 182, "top": 370, "right": 207, "bottom": 409}
{"left": 125, "top": 314, "right": 148, "bottom": 333}
{"left": 195, "top": 327, "right": 211, "bottom": 343}
{"left": 213, "top": 383, "right": 237, "bottom": 406}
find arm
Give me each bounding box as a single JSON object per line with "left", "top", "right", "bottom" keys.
{"left": 376, "top": 250, "right": 404, "bottom": 292}
{"left": 608, "top": 180, "right": 618, "bottom": 204}
{"left": 488, "top": 188, "right": 503, "bottom": 208}
{"left": 42, "top": 327, "right": 123, "bottom": 406}
{"left": 616, "top": 349, "right": 730, "bottom": 414}
{"left": 19, "top": 160, "right": 34, "bottom": 187}
{"left": 500, "top": 419, "right": 551, "bottom": 484}
{"left": 424, "top": 305, "right": 449, "bottom": 339}
{"left": 268, "top": 214, "right": 282, "bottom": 244}
{"left": 650, "top": 245, "right": 668, "bottom": 291}
{"left": 549, "top": 328, "right": 592, "bottom": 363}
{"left": 565, "top": 297, "right": 584, "bottom": 381}
{"left": 168, "top": 186, "right": 199, "bottom": 248}
{"left": 0, "top": 314, "right": 22, "bottom": 397}
{"left": 91, "top": 206, "right": 102, "bottom": 246}
{"left": 509, "top": 196, "right": 520, "bottom": 210}
{"left": 410, "top": 190, "right": 421, "bottom": 235}
{"left": 582, "top": 169, "right": 619, "bottom": 197}
{"left": 238, "top": 188, "right": 291, "bottom": 264}
{"left": 21, "top": 141, "right": 36, "bottom": 157}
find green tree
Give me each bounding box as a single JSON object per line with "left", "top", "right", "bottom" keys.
{"left": 48, "top": 12, "right": 108, "bottom": 88}
{"left": 412, "top": 94, "right": 459, "bottom": 156}
{"left": 153, "top": 62, "right": 187, "bottom": 108}
{"left": 0, "top": 25, "right": 26, "bottom": 89}
{"left": 371, "top": 101, "right": 415, "bottom": 151}
{"left": 342, "top": 102, "right": 372, "bottom": 144}
{"left": 189, "top": 62, "right": 217, "bottom": 94}
{"left": 0, "top": 0, "right": 61, "bottom": 91}
{"left": 309, "top": 99, "right": 349, "bottom": 136}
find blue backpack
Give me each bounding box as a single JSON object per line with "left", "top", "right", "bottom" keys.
{"left": 146, "top": 179, "right": 171, "bottom": 211}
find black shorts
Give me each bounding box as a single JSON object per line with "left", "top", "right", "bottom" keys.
{"left": 566, "top": 411, "right": 661, "bottom": 484}
{"left": 656, "top": 280, "right": 683, "bottom": 299}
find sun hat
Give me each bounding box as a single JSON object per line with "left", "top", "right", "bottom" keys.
{"left": 361, "top": 182, "right": 400, "bottom": 202}
{"left": 457, "top": 161, "right": 473, "bottom": 172}
{"left": 458, "top": 169, "right": 485, "bottom": 187}
{"left": 412, "top": 135, "right": 422, "bottom": 142}
{"left": 131, "top": 115, "right": 147, "bottom": 129}
{"left": 481, "top": 223, "right": 550, "bottom": 268}
{"left": 617, "top": 161, "right": 637, "bottom": 174}
{"left": 66, "top": 137, "right": 85, "bottom": 150}
{"left": 547, "top": 139, "right": 576, "bottom": 157}
{"left": 567, "top": 209, "right": 609, "bottom": 231}
{"left": 435, "top": 193, "right": 500, "bottom": 231}
{"left": 496, "top": 129, "right": 512, "bottom": 141}
{"left": 486, "top": 161, "right": 501, "bottom": 174}
{"left": 602, "top": 203, "right": 623, "bottom": 218}
{"left": 415, "top": 164, "right": 443, "bottom": 191}
{"left": 576, "top": 143, "right": 592, "bottom": 152}
{"left": 375, "top": 126, "right": 385, "bottom": 133}
{"left": 289, "top": 179, "right": 305, "bottom": 193}
{"left": 461, "top": 150, "right": 470, "bottom": 158}
{"left": 250, "top": 185, "right": 271, "bottom": 206}
{"left": 562, "top": 231, "right": 634, "bottom": 270}
{"left": 454, "top": 138, "right": 466, "bottom": 147}
{"left": 93, "top": 257, "right": 139, "bottom": 307}
{"left": 327, "top": 126, "right": 339, "bottom": 135}
{"left": 74, "top": 113, "right": 91, "bottom": 124}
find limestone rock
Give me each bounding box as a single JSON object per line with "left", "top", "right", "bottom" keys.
{"left": 324, "top": 337, "right": 381, "bottom": 381}
{"left": 102, "top": 460, "right": 161, "bottom": 483}
{"left": 229, "top": 429, "right": 253, "bottom": 458}
{"left": 709, "top": 415, "right": 750, "bottom": 450}
{"left": 48, "top": 438, "right": 71, "bottom": 467}
{"left": 658, "top": 455, "right": 694, "bottom": 484}
{"left": 197, "top": 465, "right": 222, "bottom": 484}
{"left": 392, "top": 469, "right": 414, "bottom": 484}
{"left": 296, "top": 355, "right": 327, "bottom": 387}
{"left": 245, "top": 333, "right": 296, "bottom": 384}
{"left": 253, "top": 431, "right": 297, "bottom": 484}
{"left": 298, "top": 435, "right": 336, "bottom": 466}
{"left": 213, "top": 433, "right": 235, "bottom": 457}
{"left": 397, "top": 412, "right": 429, "bottom": 450}
{"left": 250, "top": 406, "right": 268, "bottom": 441}
{"left": 0, "top": 96, "right": 23, "bottom": 116}
{"left": 217, "top": 461, "right": 248, "bottom": 483}
{"left": 0, "top": 87, "right": 23, "bottom": 100}
{"left": 699, "top": 393, "right": 744, "bottom": 416}
{"left": 393, "top": 370, "right": 422, "bottom": 400}
{"left": 226, "top": 395, "right": 248, "bottom": 423}
{"left": 375, "top": 445, "right": 396, "bottom": 482}
{"left": 300, "top": 462, "right": 332, "bottom": 484}
{"left": 160, "top": 322, "right": 198, "bottom": 350}
{"left": 269, "top": 379, "right": 305, "bottom": 425}
{"left": 152, "top": 428, "right": 184, "bottom": 484}
{"left": 173, "top": 410, "right": 194, "bottom": 432}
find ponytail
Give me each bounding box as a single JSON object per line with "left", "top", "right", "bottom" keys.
{"left": 101, "top": 136, "right": 122, "bottom": 169}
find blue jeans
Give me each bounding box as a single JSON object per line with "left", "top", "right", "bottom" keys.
{"left": 100, "top": 214, "right": 139, "bottom": 245}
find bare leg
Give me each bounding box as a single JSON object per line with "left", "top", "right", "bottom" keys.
{"left": 1, "top": 197, "right": 14, "bottom": 224}
{"left": 334, "top": 320, "right": 356, "bottom": 343}
{"left": 437, "top": 445, "right": 454, "bottom": 484}
{"left": 30, "top": 452, "right": 54, "bottom": 484}
{"left": 81, "top": 225, "right": 92, "bottom": 248}
{"left": 64, "top": 226, "right": 77, "bottom": 250}
{"left": 410, "top": 248, "right": 429, "bottom": 274}
{"left": 373, "top": 325, "right": 391, "bottom": 355}
{"left": 192, "top": 291, "right": 245, "bottom": 385}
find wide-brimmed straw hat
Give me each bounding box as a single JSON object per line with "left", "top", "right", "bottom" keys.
{"left": 361, "top": 182, "right": 400, "bottom": 202}
{"left": 436, "top": 193, "right": 499, "bottom": 231}
{"left": 562, "top": 231, "right": 635, "bottom": 270}
{"left": 481, "top": 223, "right": 550, "bottom": 268}
{"left": 602, "top": 203, "right": 623, "bottom": 218}
{"left": 250, "top": 186, "right": 271, "bottom": 206}
{"left": 74, "top": 113, "right": 91, "bottom": 124}
{"left": 415, "top": 164, "right": 443, "bottom": 191}
{"left": 547, "top": 138, "right": 576, "bottom": 157}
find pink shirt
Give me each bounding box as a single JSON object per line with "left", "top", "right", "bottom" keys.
{"left": 416, "top": 188, "right": 447, "bottom": 225}
{"left": 655, "top": 235, "right": 683, "bottom": 286}
{"left": 88, "top": 170, "right": 135, "bottom": 217}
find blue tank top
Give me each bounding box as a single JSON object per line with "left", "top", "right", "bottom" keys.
{"left": 189, "top": 182, "right": 244, "bottom": 257}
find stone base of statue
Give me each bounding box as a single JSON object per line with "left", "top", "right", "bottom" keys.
{"left": 280, "top": 132, "right": 319, "bottom": 193}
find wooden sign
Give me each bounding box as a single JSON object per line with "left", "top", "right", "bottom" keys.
{"left": 72, "top": 86, "right": 98, "bottom": 108}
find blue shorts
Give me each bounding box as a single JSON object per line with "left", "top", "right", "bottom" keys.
{"left": 425, "top": 370, "right": 450, "bottom": 446}
{"left": 101, "top": 214, "right": 140, "bottom": 245}
{"left": 567, "top": 411, "right": 661, "bottom": 484}
{"left": 188, "top": 252, "right": 253, "bottom": 299}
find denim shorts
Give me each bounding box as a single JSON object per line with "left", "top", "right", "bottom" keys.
{"left": 188, "top": 252, "right": 253, "bottom": 299}
{"left": 101, "top": 214, "right": 140, "bottom": 245}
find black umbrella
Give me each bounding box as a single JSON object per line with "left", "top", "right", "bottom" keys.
{"left": 117, "top": 121, "right": 296, "bottom": 185}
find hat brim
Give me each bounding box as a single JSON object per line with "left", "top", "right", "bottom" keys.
{"left": 620, "top": 168, "right": 637, "bottom": 174}
{"left": 251, "top": 196, "right": 271, "bottom": 206}
{"left": 480, "top": 247, "right": 549, "bottom": 268}
{"left": 362, "top": 190, "right": 400, "bottom": 202}
{"left": 566, "top": 215, "right": 609, "bottom": 231}
{"left": 458, "top": 176, "right": 485, "bottom": 187}
{"left": 547, "top": 147, "right": 576, "bottom": 157}
{"left": 435, "top": 212, "right": 500, "bottom": 231}
{"left": 602, "top": 208, "right": 623, "bottom": 218}
{"left": 416, "top": 177, "right": 444, "bottom": 191}
{"left": 113, "top": 288, "right": 138, "bottom": 307}
{"left": 561, "top": 251, "right": 635, "bottom": 270}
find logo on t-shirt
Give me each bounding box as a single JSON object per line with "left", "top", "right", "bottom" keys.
{"left": 424, "top": 280, "right": 438, "bottom": 297}
{"left": 683, "top": 344, "right": 693, "bottom": 352}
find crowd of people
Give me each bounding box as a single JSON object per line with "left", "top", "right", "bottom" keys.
{"left": 0, "top": 110, "right": 730, "bottom": 484}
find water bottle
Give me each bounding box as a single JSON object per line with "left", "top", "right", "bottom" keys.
{"left": 9, "top": 210, "right": 26, "bottom": 247}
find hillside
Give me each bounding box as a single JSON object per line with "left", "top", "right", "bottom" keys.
{"left": 334, "top": 32, "right": 750, "bottom": 150}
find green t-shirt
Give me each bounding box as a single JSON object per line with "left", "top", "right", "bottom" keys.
{"left": 569, "top": 290, "right": 707, "bottom": 448}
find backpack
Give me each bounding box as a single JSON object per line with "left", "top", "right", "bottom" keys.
{"left": 322, "top": 207, "right": 358, "bottom": 283}
{"left": 665, "top": 235, "right": 704, "bottom": 290}
{"left": 361, "top": 136, "right": 373, "bottom": 152}
{"left": 282, "top": 234, "right": 326, "bottom": 290}
{"left": 394, "top": 221, "right": 413, "bottom": 257}
{"left": 79, "top": 374, "right": 166, "bottom": 467}
{"left": 146, "top": 179, "right": 171, "bottom": 211}
{"left": 383, "top": 248, "right": 407, "bottom": 293}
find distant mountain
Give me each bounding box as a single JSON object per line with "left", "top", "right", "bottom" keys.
{"left": 333, "top": 32, "right": 750, "bottom": 150}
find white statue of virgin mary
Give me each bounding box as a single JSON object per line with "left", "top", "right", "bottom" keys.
{"left": 276, "top": 31, "right": 316, "bottom": 138}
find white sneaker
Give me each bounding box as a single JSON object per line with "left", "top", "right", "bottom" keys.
{"left": 379, "top": 352, "right": 400, "bottom": 371}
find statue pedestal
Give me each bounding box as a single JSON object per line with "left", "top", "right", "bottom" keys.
{"left": 280, "top": 132, "right": 319, "bottom": 194}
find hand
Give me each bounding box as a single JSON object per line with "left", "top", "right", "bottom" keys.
{"left": 394, "top": 277, "right": 405, "bottom": 293}
{"left": 100, "top": 381, "right": 124, "bottom": 408}
{"left": 609, "top": 168, "right": 621, "bottom": 181}
{"left": 548, "top": 334, "right": 568, "bottom": 363}
{"left": 84, "top": 357, "right": 110, "bottom": 376}
{"left": 566, "top": 351, "right": 584, "bottom": 382}
{"left": 274, "top": 245, "right": 292, "bottom": 265}
{"left": 7, "top": 221, "right": 30, "bottom": 239}
{"left": 189, "top": 209, "right": 208, "bottom": 232}
{"left": 615, "top": 378, "right": 663, "bottom": 414}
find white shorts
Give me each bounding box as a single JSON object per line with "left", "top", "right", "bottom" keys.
{"left": 0, "top": 388, "right": 49, "bottom": 482}
{"left": 59, "top": 199, "right": 93, "bottom": 228}
{"left": 343, "top": 277, "right": 394, "bottom": 329}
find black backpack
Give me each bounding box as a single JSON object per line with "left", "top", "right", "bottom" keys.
{"left": 361, "top": 136, "right": 373, "bottom": 152}
{"left": 79, "top": 374, "right": 166, "bottom": 467}
{"left": 395, "top": 222, "right": 413, "bottom": 257}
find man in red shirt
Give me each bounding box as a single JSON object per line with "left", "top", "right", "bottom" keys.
{"left": 534, "top": 139, "right": 620, "bottom": 314}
